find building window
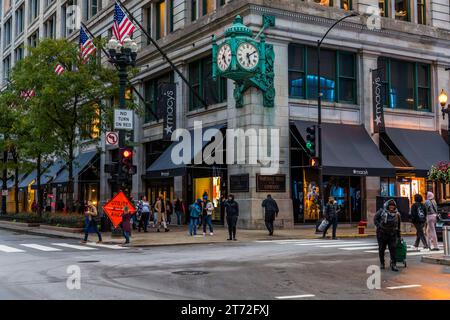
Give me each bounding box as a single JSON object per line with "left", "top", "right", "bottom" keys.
{"left": 61, "top": 0, "right": 77, "bottom": 37}
{"left": 29, "top": 0, "right": 40, "bottom": 22}
{"left": 169, "top": 0, "right": 174, "bottom": 32}
{"left": 191, "top": 0, "right": 197, "bottom": 21}
{"left": 15, "top": 5, "right": 24, "bottom": 36}
{"left": 44, "top": 14, "right": 56, "bottom": 39}
{"left": 313, "top": 0, "right": 333, "bottom": 7}
{"left": 45, "top": 0, "right": 55, "bottom": 8}
{"left": 83, "top": 0, "right": 100, "bottom": 21}
{"left": 143, "top": 73, "right": 174, "bottom": 123}
{"left": 417, "top": 0, "right": 426, "bottom": 24}
{"left": 288, "top": 44, "right": 356, "bottom": 104}
{"left": 377, "top": 57, "right": 431, "bottom": 111}
{"left": 203, "top": 0, "right": 214, "bottom": 15}
{"left": 156, "top": 0, "right": 165, "bottom": 40}
{"left": 14, "top": 45, "right": 24, "bottom": 62}
{"left": 395, "top": 0, "right": 409, "bottom": 21}
{"left": 4, "top": 18, "right": 11, "bottom": 47}
{"left": 144, "top": 6, "right": 151, "bottom": 44}
{"left": 341, "top": 0, "right": 352, "bottom": 10}
{"left": 189, "top": 56, "right": 227, "bottom": 110}
{"left": 379, "top": 0, "right": 388, "bottom": 17}
{"left": 3, "top": 55, "right": 11, "bottom": 81}
{"left": 28, "top": 30, "right": 39, "bottom": 48}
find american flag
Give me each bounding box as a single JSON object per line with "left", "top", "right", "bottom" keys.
{"left": 54, "top": 63, "right": 65, "bottom": 75}
{"left": 79, "top": 26, "right": 97, "bottom": 63}
{"left": 113, "top": 2, "right": 136, "bottom": 44}
{"left": 20, "top": 89, "right": 36, "bottom": 100}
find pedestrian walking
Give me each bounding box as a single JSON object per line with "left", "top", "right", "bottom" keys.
{"left": 81, "top": 201, "right": 102, "bottom": 244}
{"left": 155, "top": 196, "right": 169, "bottom": 232}
{"left": 174, "top": 198, "right": 183, "bottom": 226}
{"left": 224, "top": 194, "right": 239, "bottom": 241}
{"left": 322, "top": 197, "right": 339, "bottom": 239}
{"left": 410, "top": 194, "right": 429, "bottom": 250}
{"left": 374, "top": 199, "right": 401, "bottom": 271}
{"left": 203, "top": 199, "right": 214, "bottom": 236}
{"left": 121, "top": 206, "right": 132, "bottom": 245}
{"left": 189, "top": 199, "right": 202, "bottom": 236}
{"left": 138, "top": 196, "right": 151, "bottom": 232}
{"left": 425, "top": 192, "right": 440, "bottom": 251}
{"left": 262, "top": 194, "right": 279, "bottom": 236}
{"left": 166, "top": 199, "right": 173, "bottom": 225}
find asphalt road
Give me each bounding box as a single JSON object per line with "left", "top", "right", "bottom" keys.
{"left": 0, "top": 229, "right": 448, "bottom": 300}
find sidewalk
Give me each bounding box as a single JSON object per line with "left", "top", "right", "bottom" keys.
{"left": 0, "top": 220, "right": 417, "bottom": 247}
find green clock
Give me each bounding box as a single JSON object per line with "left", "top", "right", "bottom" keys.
{"left": 212, "top": 15, "right": 275, "bottom": 108}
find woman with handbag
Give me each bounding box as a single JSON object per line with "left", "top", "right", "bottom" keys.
{"left": 81, "top": 201, "right": 102, "bottom": 244}
{"left": 322, "top": 197, "right": 339, "bottom": 239}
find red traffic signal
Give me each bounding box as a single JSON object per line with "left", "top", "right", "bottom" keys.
{"left": 122, "top": 148, "right": 133, "bottom": 159}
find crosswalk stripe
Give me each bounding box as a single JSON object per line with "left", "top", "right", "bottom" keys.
{"left": 318, "top": 242, "right": 371, "bottom": 248}
{"left": 20, "top": 244, "right": 62, "bottom": 252}
{"left": 0, "top": 244, "right": 26, "bottom": 253}
{"left": 275, "top": 294, "right": 316, "bottom": 299}
{"left": 340, "top": 246, "right": 379, "bottom": 251}
{"left": 256, "top": 239, "right": 328, "bottom": 243}
{"left": 85, "top": 243, "right": 127, "bottom": 250}
{"left": 51, "top": 243, "right": 98, "bottom": 251}
{"left": 406, "top": 250, "right": 444, "bottom": 256}
{"left": 295, "top": 241, "right": 360, "bottom": 246}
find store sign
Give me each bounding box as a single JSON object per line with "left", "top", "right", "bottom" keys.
{"left": 1, "top": 190, "right": 8, "bottom": 196}
{"left": 114, "top": 109, "right": 134, "bottom": 131}
{"left": 256, "top": 174, "right": 286, "bottom": 193}
{"left": 372, "top": 68, "right": 385, "bottom": 133}
{"left": 352, "top": 169, "right": 369, "bottom": 176}
{"left": 229, "top": 174, "right": 249, "bottom": 193}
{"left": 102, "top": 191, "right": 136, "bottom": 228}
{"left": 158, "top": 83, "right": 177, "bottom": 141}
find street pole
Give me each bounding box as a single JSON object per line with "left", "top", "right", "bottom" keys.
{"left": 1, "top": 149, "right": 7, "bottom": 215}
{"left": 316, "top": 12, "right": 357, "bottom": 213}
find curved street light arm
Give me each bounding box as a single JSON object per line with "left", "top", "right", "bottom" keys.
{"left": 318, "top": 12, "right": 358, "bottom": 48}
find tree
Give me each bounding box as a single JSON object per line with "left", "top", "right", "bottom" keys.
{"left": 8, "top": 38, "right": 137, "bottom": 212}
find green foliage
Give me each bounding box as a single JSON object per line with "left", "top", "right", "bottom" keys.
{"left": 0, "top": 212, "right": 84, "bottom": 228}
{"left": 428, "top": 162, "right": 450, "bottom": 183}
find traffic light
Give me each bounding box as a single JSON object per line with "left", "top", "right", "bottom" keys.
{"left": 305, "top": 125, "right": 316, "bottom": 157}
{"left": 120, "top": 147, "right": 134, "bottom": 175}
{"left": 309, "top": 157, "right": 318, "bottom": 167}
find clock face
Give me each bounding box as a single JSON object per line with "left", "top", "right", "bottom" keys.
{"left": 237, "top": 42, "right": 259, "bottom": 70}
{"left": 217, "top": 44, "right": 232, "bottom": 71}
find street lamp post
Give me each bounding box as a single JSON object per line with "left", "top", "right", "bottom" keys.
{"left": 316, "top": 12, "right": 357, "bottom": 214}
{"left": 107, "top": 36, "right": 138, "bottom": 236}
{"left": 439, "top": 89, "right": 450, "bottom": 160}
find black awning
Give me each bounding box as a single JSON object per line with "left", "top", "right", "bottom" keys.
{"left": 52, "top": 151, "right": 97, "bottom": 186}
{"left": 384, "top": 127, "right": 449, "bottom": 175}
{"left": 294, "top": 121, "right": 396, "bottom": 177}
{"left": 146, "top": 124, "right": 226, "bottom": 178}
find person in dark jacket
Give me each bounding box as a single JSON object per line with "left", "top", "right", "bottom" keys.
{"left": 410, "top": 194, "right": 429, "bottom": 250}
{"left": 322, "top": 197, "right": 339, "bottom": 239}
{"left": 262, "top": 194, "right": 279, "bottom": 236}
{"left": 374, "top": 199, "right": 401, "bottom": 271}
{"left": 224, "top": 194, "right": 239, "bottom": 241}
{"left": 121, "top": 206, "right": 132, "bottom": 245}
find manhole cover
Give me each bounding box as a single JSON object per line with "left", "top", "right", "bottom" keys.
{"left": 172, "top": 271, "right": 209, "bottom": 276}
{"left": 77, "top": 260, "right": 100, "bottom": 263}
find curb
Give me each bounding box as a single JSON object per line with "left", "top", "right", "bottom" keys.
{"left": 421, "top": 255, "right": 450, "bottom": 266}
{"left": 0, "top": 225, "right": 83, "bottom": 240}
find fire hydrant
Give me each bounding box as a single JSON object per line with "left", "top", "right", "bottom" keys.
{"left": 357, "top": 220, "right": 367, "bottom": 234}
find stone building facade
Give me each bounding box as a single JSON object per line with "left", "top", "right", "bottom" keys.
{"left": 1, "top": 0, "right": 450, "bottom": 227}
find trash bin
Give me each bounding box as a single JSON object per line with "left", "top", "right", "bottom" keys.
{"left": 444, "top": 226, "right": 450, "bottom": 257}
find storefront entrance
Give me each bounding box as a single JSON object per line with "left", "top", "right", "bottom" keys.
{"left": 145, "top": 178, "right": 174, "bottom": 205}
{"left": 193, "top": 176, "right": 222, "bottom": 222}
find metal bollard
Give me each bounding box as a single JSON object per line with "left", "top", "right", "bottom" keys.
{"left": 444, "top": 226, "right": 450, "bottom": 257}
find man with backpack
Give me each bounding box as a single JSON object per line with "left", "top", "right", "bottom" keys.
{"left": 410, "top": 194, "right": 429, "bottom": 250}
{"left": 374, "top": 199, "right": 401, "bottom": 272}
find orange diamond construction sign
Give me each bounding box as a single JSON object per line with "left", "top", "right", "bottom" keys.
{"left": 102, "top": 191, "right": 136, "bottom": 228}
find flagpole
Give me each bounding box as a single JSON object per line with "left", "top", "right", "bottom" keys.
{"left": 115, "top": 0, "right": 209, "bottom": 109}
{"left": 80, "top": 22, "right": 159, "bottom": 121}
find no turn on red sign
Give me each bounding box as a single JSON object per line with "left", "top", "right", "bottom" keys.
{"left": 102, "top": 191, "right": 136, "bottom": 228}
{"left": 105, "top": 131, "right": 119, "bottom": 146}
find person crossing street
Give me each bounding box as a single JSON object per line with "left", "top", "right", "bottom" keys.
{"left": 262, "top": 194, "right": 279, "bottom": 236}
{"left": 224, "top": 195, "right": 239, "bottom": 241}
{"left": 374, "top": 199, "right": 401, "bottom": 272}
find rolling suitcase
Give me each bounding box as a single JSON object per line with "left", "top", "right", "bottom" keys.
{"left": 395, "top": 237, "right": 407, "bottom": 267}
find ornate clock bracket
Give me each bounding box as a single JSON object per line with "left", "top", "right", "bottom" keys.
{"left": 213, "top": 15, "right": 276, "bottom": 109}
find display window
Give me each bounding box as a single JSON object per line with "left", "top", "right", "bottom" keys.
{"left": 193, "top": 176, "right": 222, "bottom": 221}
